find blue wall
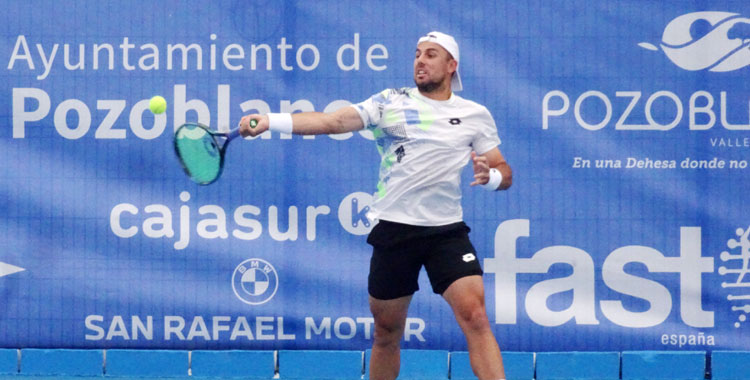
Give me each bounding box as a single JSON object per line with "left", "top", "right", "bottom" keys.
{"left": 1, "top": 0, "right": 749, "bottom": 352}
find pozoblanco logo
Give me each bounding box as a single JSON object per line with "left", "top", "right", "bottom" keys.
{"left": 232, "top": 258, "right": 279, "bottom": 305}
{"left": 639, "top": 11, "right": 750, "bottom": 72}
{"left": 718, "top": 226, "right": 750, "bottom": 328}
{"left": 338, "top": 192, "right": 374, "bottom": 235}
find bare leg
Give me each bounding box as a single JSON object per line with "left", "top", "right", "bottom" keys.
{"left": 368, "top": 294, "right": 412, "bottom": 380}
{"left": 443, "top": 275, "right": 505, "bottom": 380}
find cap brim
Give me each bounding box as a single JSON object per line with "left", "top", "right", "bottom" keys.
{"left": 452, "top": 71, "right": 463, "bottom": 92}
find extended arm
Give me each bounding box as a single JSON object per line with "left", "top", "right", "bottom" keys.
{"left": 238, "top": 106, "right": 365, "bottom": 137}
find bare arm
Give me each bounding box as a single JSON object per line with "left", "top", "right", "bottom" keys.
{"left": 470, "top": 147, "right": 512, "bottom": 191}
{"left": 238, "top": 106, "right": 364, "bottom": 137}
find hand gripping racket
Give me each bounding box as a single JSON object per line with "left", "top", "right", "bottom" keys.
{"left": 173, "top": 120, "right": 256, "bottom": 185}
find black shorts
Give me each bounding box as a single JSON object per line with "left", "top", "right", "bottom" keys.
{"left": 366, "top": 220, "right": 483, "bottom": 300}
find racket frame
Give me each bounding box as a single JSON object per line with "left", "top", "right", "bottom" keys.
{"left": 173, "top": 122, "right": 240, "bottom": 185}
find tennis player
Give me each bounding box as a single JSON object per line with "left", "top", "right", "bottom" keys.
{"left": 239, "top": 31, "right": 511, "bottom": 380}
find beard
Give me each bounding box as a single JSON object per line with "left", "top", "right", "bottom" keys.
{"left": 414, "top": 70, "right": 450, "bottom": 94}
{"left": 415, "top": 79, "right": 442, "bottom": 93}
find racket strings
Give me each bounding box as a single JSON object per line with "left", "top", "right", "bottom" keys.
{"left": 175, "top": 124, "right": 223, "bottom": 184}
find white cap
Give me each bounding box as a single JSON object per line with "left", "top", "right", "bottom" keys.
{"left": 417, "top": 31, "right": 462, "bottom": 91}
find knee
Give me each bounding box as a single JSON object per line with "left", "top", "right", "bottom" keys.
{"left": 372, "top": 318, "right": 405, "bottom": 347}
{"left": 456, "top": 303, "right": 491, "bottom": 333}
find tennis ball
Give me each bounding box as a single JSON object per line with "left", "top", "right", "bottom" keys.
{"left": 149, "top": 95, "right": 167, "bottom": 114}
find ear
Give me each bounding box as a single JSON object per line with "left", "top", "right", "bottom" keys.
{"left": 447, "top": 58, "right": 458, "bottom": 76}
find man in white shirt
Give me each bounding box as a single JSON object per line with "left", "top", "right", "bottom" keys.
{"left": 239, "top": 31, "right": 511, "bottom": 380}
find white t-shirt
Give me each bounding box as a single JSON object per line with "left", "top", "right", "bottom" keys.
{"left": 352, "top": 87, "right": 501, "bottom": 226}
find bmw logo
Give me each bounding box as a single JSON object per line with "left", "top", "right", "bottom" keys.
{"left": 232, "top": 258, "right": 279, "bottom": 305}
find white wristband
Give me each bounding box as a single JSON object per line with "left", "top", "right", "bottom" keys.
{"left": 481, "top": 168, "right": 503, "bottom": 191}
{"left": 267, "top": 113, "right": 293, "bottom": 134}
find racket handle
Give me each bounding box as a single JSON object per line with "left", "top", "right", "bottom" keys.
{"left": 227, "top": 128, "right": 241, "bottom": 140}
{"left": 227, "top": 119, "right": 257, "bottom": 140}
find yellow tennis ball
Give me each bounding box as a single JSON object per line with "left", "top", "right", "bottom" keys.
{"left": 149, "top": 96, "right": 167, "bottom": 114}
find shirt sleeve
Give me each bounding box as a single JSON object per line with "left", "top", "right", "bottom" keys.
{"left": 471, "top": 107, "right": 502, "bottom": 155}
{"left": 350, "top": 89, "right": 392, "bottom": 131}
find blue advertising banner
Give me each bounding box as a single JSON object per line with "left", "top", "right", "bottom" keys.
{"left": 1, "top": 0, "right": 749, "bottom": 352}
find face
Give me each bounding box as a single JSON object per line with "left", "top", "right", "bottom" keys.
{"left": 414, "top": 41, "right": 457, "bottom": 93}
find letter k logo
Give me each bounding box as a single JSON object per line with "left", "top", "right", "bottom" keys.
{"left": 338, "top": 192, "right": 375, "bottom": 235}
{"left": 351, "top": 197, "right": 371, "bottom": 228}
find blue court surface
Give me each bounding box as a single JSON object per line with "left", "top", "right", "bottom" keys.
{"left": 0, "top": 349, "right": 748, "bottom": 379}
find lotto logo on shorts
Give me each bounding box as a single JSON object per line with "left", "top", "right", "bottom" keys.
{"left": 232, "top": 258, "right": 279, "bottom": 305}
{"left": 462, "top": 253, "right": 476, "bottom": 262}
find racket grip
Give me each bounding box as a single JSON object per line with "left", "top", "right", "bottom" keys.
{"left": 228, "top": 119, "right": 257, "bottom": 140}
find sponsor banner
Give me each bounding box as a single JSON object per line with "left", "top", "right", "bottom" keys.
{"left": 1, "top": 1, "right": 749, "bottom": 351}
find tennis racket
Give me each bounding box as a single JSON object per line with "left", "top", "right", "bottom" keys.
{"left": 173, "top": 120, "right": 256, "bottom": 185}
